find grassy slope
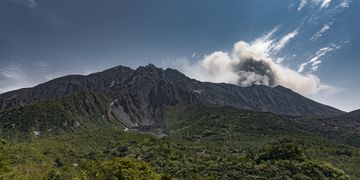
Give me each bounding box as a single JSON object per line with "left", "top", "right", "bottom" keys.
{"left": 0, "top": 106, "right": 359, "bottom": 179}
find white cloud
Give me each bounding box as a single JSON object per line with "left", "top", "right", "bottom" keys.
{"left": 339, "top": 0, "right": 351, "bottom": 8}
{"left": 298, "top": 0, "right": 337, "bottom": 10}
{"left": 230, "top": 27, "right": 298, "bottom": 56}
{"left": 311, "top": 65, "right": 319, "bottom": 71}
{"left": 311, "top": 23, "right": 332, "bottom": 41}
{"left": 320, "top": 24, "right": 330, "bottom": 32}
{"left": 272, "top": 29, "right": 299, "bottom": 53}
{"left": 298, "top": 0, "right": 308, "bottom": 11}
{"left": 276, "top": 58, "right": 285, "bottom": 63}
{"left": 298, "top": 44, "right": 340, "bottom": 73}
{"left": 170, "top": 28, "right": 335, "bottom": 95}
{"left": 298, "top": 63, "right": 307, "bottom": 73}
{"left": 319, "top": 0, "right": 332, "bottom": 9}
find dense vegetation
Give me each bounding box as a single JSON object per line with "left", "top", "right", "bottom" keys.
{"left": 0, "top": 92, "right": 117, "bottom": 139}
{"left": 1, "top": 106, "right": 359, "bottom": 179}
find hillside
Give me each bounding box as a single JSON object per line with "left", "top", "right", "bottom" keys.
{"left": 0, "top": 65, "right": 343, "bottom": 132}
{"left": 0, "top": 91, "right": 116, "bottom": 139}
{"left": 0, "top": 64, "right": 357, "bottom": 179}
{"left": 1, "top": 106, "right": 359, "bottom": 179}
{"left": 288, "top": 110, "right": 360, "bottom": 147}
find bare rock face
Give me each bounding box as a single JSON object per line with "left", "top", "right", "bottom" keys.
{"left": 0, "top": 64, "right": 344, "bottom": 130}
{"left": 109, "top": 65, "right": 180, "bottom": 128}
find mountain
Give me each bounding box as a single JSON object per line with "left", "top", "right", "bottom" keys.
{"left": 0, "top": 65, "right": 134, "bottom": 112}
{"left": 0, "top": 64, "right": 343, "bottom": 132}
{"left": 0, "top": 65, "right": 358, "bottom": 179}
{"left": 164, "top": 68, "right": 342, "bottom": 116}
{"left": 344, "top": 109, "right": 360, "bottom": 118}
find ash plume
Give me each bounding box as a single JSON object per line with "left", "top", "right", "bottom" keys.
{"left": 173, "top": 29, "right": 336, "bottom": 95}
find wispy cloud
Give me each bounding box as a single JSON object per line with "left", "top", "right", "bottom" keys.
{"left": 7, "top": 0, "right": 37, "bottom": 8}
{"left": 298, "top": 44, "right": 340, "bottom": 73}
{"left": 272, "top": 29, "right": 299, "bottom": 53}
{"left": 32, "top": 61, "right": 49, "bottom": 68}
{"left": 0, "top": 62, "right": 32, "bottom": 93}
{"left": 298, "top": 0, "right": 308, "bottom": 11}
{"left": 297, "top": 0, "right": 335, "bottom": 10}
{"left": 237, "top": 27, "right": 299, "bottom": 56}
{"left": 293, "top": 0, "right": 351, "bottom": 74}
{"left": 311, "top": 22, "right": 333, "bottom": 41}
{"left": 339, "top": 0, "right": 351, "bottom": 8}
{"left": 318, "top": 0, "right": 332, "bottom": 9}
{"left": 0, "top": 62, "right": 23, "bottom": 79}
{"left": 0, "top": 60, "right": 104, "bottom": 94}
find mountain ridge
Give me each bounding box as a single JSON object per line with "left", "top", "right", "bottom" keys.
{"left": 0, "top": 64, "right": 344, "bottom": 130}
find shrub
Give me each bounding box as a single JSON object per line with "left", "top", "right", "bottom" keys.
{"left": 91, "top": 158, "right": 162, "bottom": 179}
{"left": 256, "top": 144, "right": 305, "bottom": 164}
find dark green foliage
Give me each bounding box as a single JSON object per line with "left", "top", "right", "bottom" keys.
{"left": 0, "top": 106, "right": 359, "bottom": 179}
{"left": 252, "top": 144, "right": 347, "bottom": 179}
{"left": 288, "top": 115, "right": 360, "bottom": 147}
{"left": 0, "top": 139, "right": 11, "bottom": 176}
{"left": 163, "top": 106, "right": 359, "bottom": 178}
{"left": 0, "top": 91, "right": 112, "bottom": 139}
{"left": 253, "top": 160, "right": 348, "bottom": 179}
{"left": 88, "top": 158, "right": 161, "bottom": 179}
{"left": 255, "top": 144, "right": 306, "bottom": 163}
{"left": 55, "top": 158, "right": 64, "bottom": 167}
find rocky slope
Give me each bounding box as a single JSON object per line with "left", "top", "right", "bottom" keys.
{"left": 0, "top": 64, "right": 344, "bottom": 130}
{"left": 164, "top": 68, "right": 342, "bottom": 116}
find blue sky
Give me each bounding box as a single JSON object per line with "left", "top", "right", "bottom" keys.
{"left": 0, "top": 0, "right": 359, "bottom": 111}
